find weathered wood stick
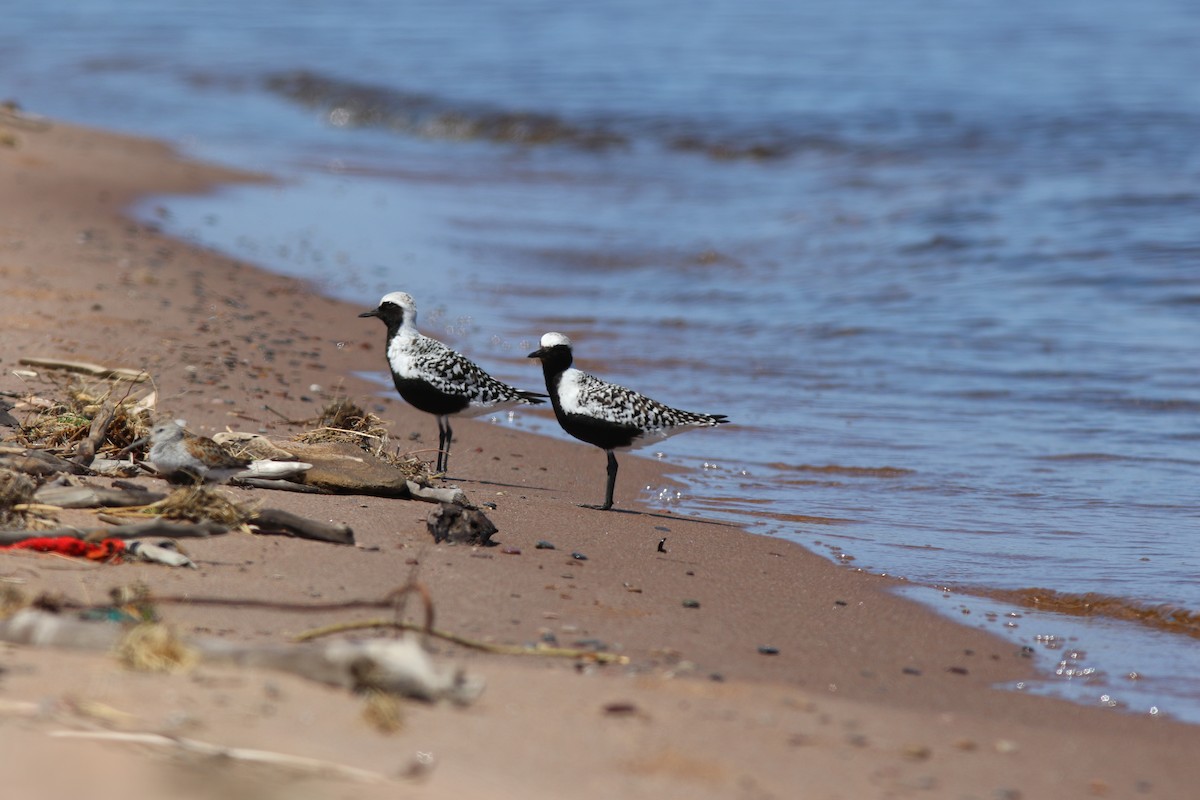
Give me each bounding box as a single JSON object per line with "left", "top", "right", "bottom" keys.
{"left": 0, "top": 449, "right": 91, "bottom": 476}
{"left": 235, "top": 477, "right": 326, "bottom": 493}
{"left": 0, "top": 519, "right": 228, "bottom": 545}
{"left": 47, "top": 731, "right": 390, "bottom": 784}
{"left": 251, "top": 507, "right": 354, "bottom": 545}
{"left": 17, "top": 357, "right": 149, "bottom": 383}
{"left": 33, "top": 483, "right": 166, "bottom": 509}
{"left": 72, "top": 400, "right": 117, "bottom": 468}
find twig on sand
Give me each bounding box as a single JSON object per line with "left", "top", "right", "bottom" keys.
{"left": 294, "top": 618, "right": 630, "bottom": 664}
{"left": 47, "top": 730, "right": 389, "bottom": 784}
{"left": 17, "top": 357, "right": 149, "bottom": 383}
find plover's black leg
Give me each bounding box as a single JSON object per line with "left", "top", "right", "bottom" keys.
{"left": 436, "top": 416, "right": 453, "bottom": 474}
{"left": 580, "top": 450, "right": 619, "bottom": 510}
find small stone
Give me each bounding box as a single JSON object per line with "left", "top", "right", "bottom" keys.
{"left": 682, "top": 599, "right": 700, "bottom": 609}
{"left": 535, "top": 540, "right": 556, "bottom": 550}
{"left": 571, "top": 551, "right": 588, "bottom": 561}
{"left": 902, "top": 744, "right": 932, "bottom": 761}
{"left": 758, "top": 645, "right": 780, "bottom": 656}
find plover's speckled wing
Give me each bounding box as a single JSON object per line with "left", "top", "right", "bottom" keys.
{"left": 393, "top": 333, "right": 545, "bottom": 413}
{"left": 559, "top": 368, "right": 728, "bottom": 442}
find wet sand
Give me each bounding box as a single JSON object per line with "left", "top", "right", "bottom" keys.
{"left": 0, "top": 116, "right": 1197, "bottom": 799}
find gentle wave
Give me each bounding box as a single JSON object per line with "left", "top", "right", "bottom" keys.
{"left": 767, "top": 463, "right": 915, "bottom": 478}
{"left": 262, "top": 69, "right": 850, "bottom": 160}
{"left": 964, "top": 587, "right": 1200, "bottom": 639}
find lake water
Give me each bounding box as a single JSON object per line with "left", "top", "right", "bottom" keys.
{"left": 3, "top": 0, "right": 1198, "bottom": 720}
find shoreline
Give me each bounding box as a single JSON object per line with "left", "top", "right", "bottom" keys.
{"left": 2, "top": 115, "right": 1198, "bottom": 799}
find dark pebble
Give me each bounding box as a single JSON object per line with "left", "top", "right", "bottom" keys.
{"left": 946, "top": 666, "right": 969, "bottom": 675}
{"left": 758, "top": 645, "right": 780, "bottom": 656}
{"left": 602, "top": 702, "right": 638, "bottom": 716}
{"left": 535, "top": 540, "right": 556, "bottom": 550}
{"left": 902, "top": 666, "right": 922, "bottom": 676}
{"left": 834, "top": 599, "right": 848, "bottom": 606}
{"left": 682, "top": 599, "right": 700, "bottom": 609}
{"left": 482, "top": 501, "right": 498, "bottom": 509}
{"left": 571, "top": 552, "right": 588, "bottom": 561}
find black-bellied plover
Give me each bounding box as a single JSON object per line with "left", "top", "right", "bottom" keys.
{"left": 527, "top": 331, "right": 729, "bottom": 510}
{"left": 144, "top": 420, "right": 251, "bottom": 483}
{"left": 360, "top": 291, "right": 546, "bottom": 474}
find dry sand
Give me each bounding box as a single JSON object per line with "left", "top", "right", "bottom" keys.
{"left": 0, "top": 115, "right": 1196, "bottom": 799}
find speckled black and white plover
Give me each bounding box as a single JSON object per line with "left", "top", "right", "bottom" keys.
{"left": 527, "top": 331, "right": 729, "bottom": 510}
{"left": 359, "top": 291, "right": 547, "bottom": 474}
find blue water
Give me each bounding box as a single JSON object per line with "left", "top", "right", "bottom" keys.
{"left": 4, "top": 0, "right": 1199, "bottom": 720}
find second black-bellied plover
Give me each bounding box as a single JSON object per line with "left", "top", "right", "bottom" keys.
{"left": 144, "top": 420, "right": 251, "bottom": 483}
{"left": 527, "top": 331, "right": 729, "bottom": 510}
{"left": 360, "top": 291, "right": 547, "bottom": 474}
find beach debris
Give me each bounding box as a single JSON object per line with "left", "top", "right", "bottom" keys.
{"left": 0, "top": 585, "right": 485, "bottom": 704}
{"left": 0, "top": 536, "right": 125, "bottom": 561}
{"left": 657, "top": 537, "right": 667, "bottom": 553}
{"left": 287, "top": 439, "right": 458, "bottom": 500}
{"left": 426, "top": 502, "right": 497, "bottom": 546}
{"left": 535, "top": 540, "right": 556, "bottom": 550}
{"left": 0, "top": 467, "right": 37, "bottom": 528}
{"left": 33, "top": 480, "right": 165, "bottom": 509}
{"left": 682, "top": 599, "right": 700, "bottom": 609}
{"left": 571, "top": 551, "right": 588, "bottom": 561}
{"left": 296, "top": 618, "right": 629, "bottom": 665}
{"left": 250, "top": 507, "right": 354, "bottom": 545}
{"left": 49, "top": 730, "right": 391, "bottom": 784}
{"left": 212, "top": 430, "right": 297, "bottom": 461}
{"left": 602, "top": 701, "right": 640, "bottom": 717}
{"left": 0, "top": 519, "right": 227, "bottom": 548}
{"left": 757, "top": 645, "right": 780, "bottom": 655}
{"left": 17, "top": 357, "right": 149, "bottom": 383}
{"left": 127, "top": 540, "right": 197, "bottom": 568}
{"left": 0, "top": 446, "right": 90, "bottom": 477}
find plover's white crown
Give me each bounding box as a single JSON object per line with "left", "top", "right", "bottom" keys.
{"left": 540, "top": 331, "right": 572, "bottom": 349}
{"left": 379, "top": 291, "right": 417, "bottom": 313}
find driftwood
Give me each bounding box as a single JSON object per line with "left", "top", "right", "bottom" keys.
{"left": 71, "top": 399, "right": 118, "bottom": 468}
{"left": 0, "top": 609, "right": 483, "bottom": 705}
{"left": 17, "top": 357, "right": 149, "bottom": 383}
{"left": 295, "top": 618, "right": 630, "bottom": 664}
{"left": 33, "top": 483, "right": 166, "bottom": 509}
{"left": 251, "top": 508, "right": 354, "bottom": 545}
{"left": 48, "top": 731, "right": 389, "bottom": 784}
{"left": 0, "top": 448, "right": 90, "bottom": 477}
{"left": 235, "top": 477, "right": 325, "bottom": 493}
{"left": 0, "top": 519, "right": 228, "bottom": 546}
{"left": 407, "top": 480, "right": 467, "bottom": 504}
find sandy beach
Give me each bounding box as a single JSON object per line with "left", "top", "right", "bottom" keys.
{"left": 1, "top": 116, "right": 1197, "bottom": 799}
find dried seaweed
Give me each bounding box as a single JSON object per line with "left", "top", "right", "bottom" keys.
{"left": 293, "top": 398, "right": 432, "bottom": 483}
{"left": 13, "top": 376, "right": 151, "bottom": 455}
{"left": 148, "top": 486, "right": 257, "bottom": 528}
